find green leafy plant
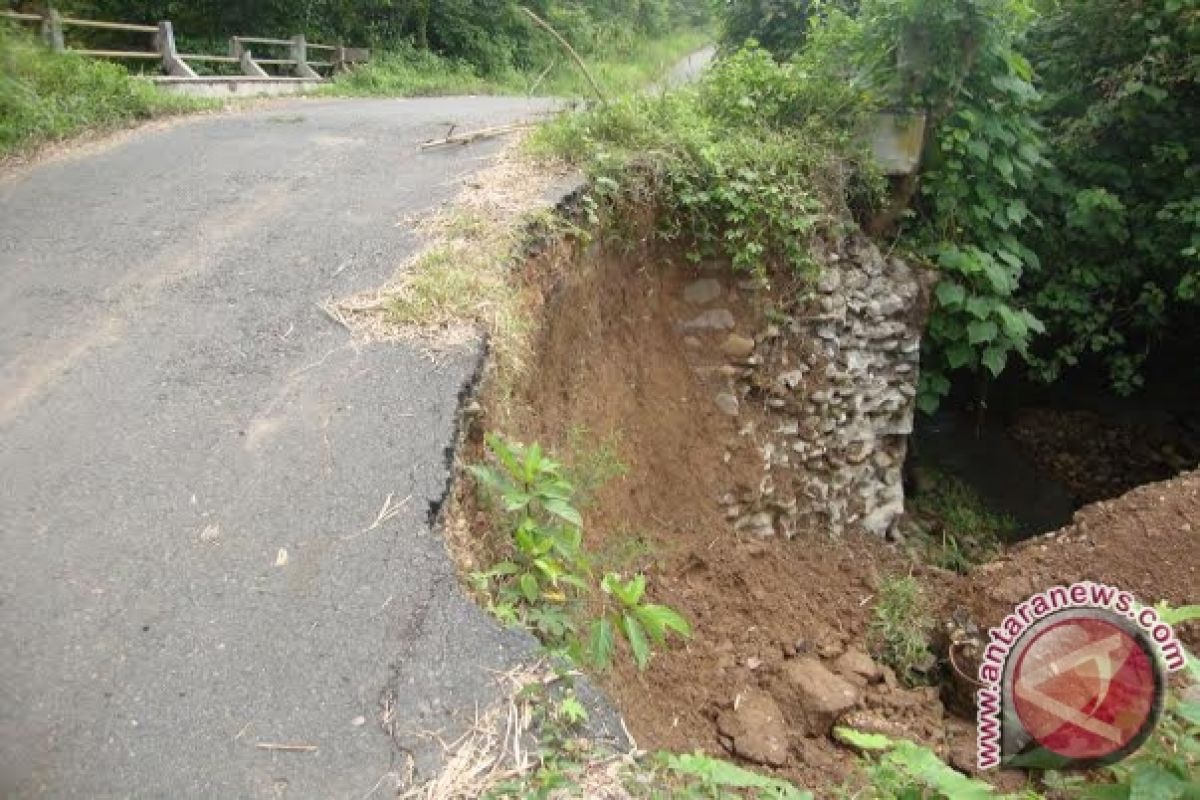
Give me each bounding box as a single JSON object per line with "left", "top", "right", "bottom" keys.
{"left": 1020, "top": 0, "right": 1200, "bottom": 395}
{"left": 587, "top": 573, "right": 691, "bottom": 670}
{"left": 649, "top": 751, "right": 813, "bottom": 799}
{"left": 835, "top": 728, "right": 1031, "bottom": 799}
{"left": 868, "top": 576, "right": 935, "bottom": 686}
{"left": 470, "top": 433, "right": 688, "bottom": 672}
{"left": 469, "top": 434, "right": 590, "bottom": 643}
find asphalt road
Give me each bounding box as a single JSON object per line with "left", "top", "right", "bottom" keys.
{"left": 0, "top": 97, "right": 579, "bottom": 798}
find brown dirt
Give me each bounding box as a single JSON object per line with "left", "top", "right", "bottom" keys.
{"left": 458, "top": 247, "right": 947, "bottom": 791}
{"left": 449, "top": 239, "right": 1199, "bottom": 796}
{"left": 1007, "top": 408, "right": 1200, "bottom": 505}
{"left": 940, "top": 468, "right": 1200, "bottom": 651}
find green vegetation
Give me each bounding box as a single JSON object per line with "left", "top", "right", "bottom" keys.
{"left": 1021, "top": 0, "right": 1200, "bottom": 394}
{"left": 3, "top": 1, "right": 711, "bottom": 158}
{"left": 0, "top": 24, "right": 203, "bottom": 157}
{"left": 531, "top": 41, "right": 879, "bottom": 279}
{"left": 469, "top": 433, "right": 689, "bottom": 671}
{"left": 541, "top": 0, "right": 1199, "bottom": 409}
{"left": 835, "top": 728, "right": 1037, "bottom": 800}
{"left": 326, "top": 30, "right": 710, "bottom": 99}
{"left": 868, "top": 576, "right": 935, "bottom": 686}
{"left": 908, "top": 466, "right": 1016, "bottom": 573}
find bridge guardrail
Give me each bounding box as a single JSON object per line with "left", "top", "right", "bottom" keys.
{"left": 0, "top": 7, "right": 368, "bottom": 82}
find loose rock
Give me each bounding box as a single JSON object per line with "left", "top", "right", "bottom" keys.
{"left": 681, "top": 309, "right": 735, "bottom": 331}
{"left": 776, "top": 657, "right": 860, "bottom": 736}
{"left": 683, "top": 278, "right": 723, "bottom": 305}
{"left": 717, "top": 689, "right": 790, "bottom": 767}
{"left": 721, "top": 333, "right": 756, "bottom": 359}
{"left": 834, "top": 648, "right": 882, "bottom": 683}
{"left": 714, "top": 392, "right": 740, "bottom": 417}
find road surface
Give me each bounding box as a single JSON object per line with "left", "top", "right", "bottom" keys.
{"left": 0, "top": 97, "right": 576, "bottom": 798}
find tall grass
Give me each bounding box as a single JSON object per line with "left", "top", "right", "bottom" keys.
{"left": 0, "top": 24, "right": 204, "bottom": 157}
{"left": 327, "top": 29, "right": 711, "bottom": 99}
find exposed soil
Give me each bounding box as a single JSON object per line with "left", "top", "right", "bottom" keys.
{"left": 939, "top": 468, "right": 1200, "bottom": 651}
{"left": 449, "top": 239, "right": 1199, "bottom": 796}
{"left": 1007, "top": 408, "right": 1200, "bottom": 506}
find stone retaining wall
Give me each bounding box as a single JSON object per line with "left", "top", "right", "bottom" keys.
{"left": 682, "top": 234, "right": 934, "bottom": 538}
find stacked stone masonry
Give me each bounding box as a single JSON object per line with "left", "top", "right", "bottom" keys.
{"left": 681, "top": 234, "right": 934, "bottom": 538}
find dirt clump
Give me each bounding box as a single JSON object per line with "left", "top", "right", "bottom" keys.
{"left": 717, "top": 689, "right": 791, "bottom": 767}
{"left": 946, "top": 468, "right": 1200, "bottom": 650}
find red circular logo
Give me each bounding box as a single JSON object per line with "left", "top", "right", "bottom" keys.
{"left": 1011, "top": 613, "right": 1162, "bottom": 763}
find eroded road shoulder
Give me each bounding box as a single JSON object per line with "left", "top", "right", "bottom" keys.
{"left": 0, "top": 97, "right": 557, "bottom": 798}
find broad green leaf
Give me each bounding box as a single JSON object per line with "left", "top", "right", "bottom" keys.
{"left": 982, "top": 346, "right": 1008, "bottom": 376}
{"left": 946, "top": 341, "right": 974, "bottom": 369}
{"left": 588, "top": 617, "right": 615, "bottom": 669}
{"left": 485, "top": 433, "right": 522, "bottom": 480}
{"left": 965, "top": 295, "right": 997, "bottom": 319}
{"left": 1129, "top": 765, "right": 1188, "bottom": 800}
{"left": 936, "top": 281, "right": 966, "bottom": 307}
{"left": 1157, "top": 604, "right": 1200, "bottom": 625}
{"left": 543, "top": 498, "right": 582, "bottom": 527}
{"left": 635, "top": 604, "right": 691, "bottom": 643}
{"left": 622, "top": 612, "right": 651, "bottom": 670}
{"left": 662, "top": 751, "right": 812, "bottom": 799}
{"left": 519, "top": 573, "right": 539, "bottom": 603}
{"left": 1175, "top": 700, "right": 1200, "bottom": 725}
{"left": 623, "top": 574, "right": 646, "bottom": 605}
{"left": 834, "top": 727, "right": 894, "bottom": 751}
{"left": 968, "top": 319, "right": 999, "bottom": 345}
{"left": 891, "top": 741, "right": 1001, "bottom": 800}
{"left": 997, "top": 305, "right": 1028, "bottom": 339}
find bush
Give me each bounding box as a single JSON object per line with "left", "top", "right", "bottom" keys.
{"left": 531, "top": 41, "right": 880, "bottom": 278}
{"left": 1020, "top": 0, "right": 1200, "bottom": 394}
{"left": 327, "top": 42, "right": 490, "bottom": 97}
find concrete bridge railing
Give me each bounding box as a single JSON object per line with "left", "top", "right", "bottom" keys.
{"left": 0, "top": 7, "right": 368, "bottom": 93}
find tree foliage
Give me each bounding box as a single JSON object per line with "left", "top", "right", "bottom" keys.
{"left": 1021, "top": 0, "right": 1200, "bottom": 394}
{"left": 719, "top": 0, "right": 1200, "bottom": 403}
{"left": 33, "top": 0, "right": 710, "bottom": 75}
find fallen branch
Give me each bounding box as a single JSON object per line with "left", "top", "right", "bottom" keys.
{"left": 518, "top": 7, "right": 607, "bottom": 105}
{"left": 255, "top": 742, "right": 318, "bottom": 753}
{"left": 419, "top": 122, "right": 533, "bottom": 150}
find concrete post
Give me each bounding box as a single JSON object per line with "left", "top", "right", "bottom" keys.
{"left": 41, "top": 8, "right": 64, "bottom": 53}
{"left": 230, "top": 37, "right": 268, "bottom": 77}
{"left": 155, "top": 21, "right": 197, "bottom": 77}
{"left": 290, "top": 34, "right": 320, "bottom": 79}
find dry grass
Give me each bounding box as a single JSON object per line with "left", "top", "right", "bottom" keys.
{"left": 400, "top": 663, "right": 636, "bottom": 800}
{"left": 328, "top": 138, "right": 577, "bottom": 392}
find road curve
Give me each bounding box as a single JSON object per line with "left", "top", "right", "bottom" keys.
{"left": 0, "top": 97, "right": 563, "bottom": 798}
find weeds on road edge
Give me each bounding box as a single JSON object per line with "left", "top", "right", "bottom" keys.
{"left": 326, "top": 30, "right": 711, "bottom": 100}
{"left": 469, "top": 433, "right": 690, "bottom": 672}
{"left": 0, "top": 24, "right": 210, "bottom": 159}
